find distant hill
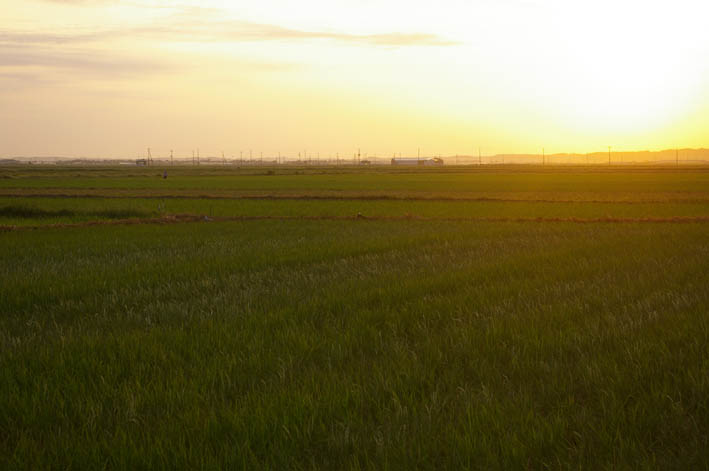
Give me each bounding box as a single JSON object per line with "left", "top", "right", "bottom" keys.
{"left": 454, "top": 148, "right": 709, "bottom": 165}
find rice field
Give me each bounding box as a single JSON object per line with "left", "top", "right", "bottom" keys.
{"left": 1, "top": 165, "right": 708, "bottom": 469}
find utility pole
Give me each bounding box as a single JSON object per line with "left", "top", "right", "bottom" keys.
{"left": 197, "top": 148, "right": 200, "bottom": 165}
{"left": 147, "top": 148, "right": 152, "bottom": 166}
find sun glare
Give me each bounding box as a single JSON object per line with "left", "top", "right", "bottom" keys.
{"left": 537, "top": 2, "right": 705, "bottom": 135}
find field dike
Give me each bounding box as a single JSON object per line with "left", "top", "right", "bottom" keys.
{"left": 2, "top": 191, "right": 709, "bottom": 204}
{"left": 2, "top": 214, "right": 709, "bottom": 231}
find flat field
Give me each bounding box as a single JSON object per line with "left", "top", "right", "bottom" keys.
{"left": 1, "top": 165, "right": 708, "bottom": 469}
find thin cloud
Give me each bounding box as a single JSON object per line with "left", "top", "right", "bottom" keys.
{"left": 0, "top": 44, "right": 172, "bottom": 78}
{"left": 0, "top": 5, "right": 457, "bottom": 85}
{"left": 0, "top": 42, "right": 297, "bottom": 85}
{"left": 1, "top": 18, "right": 459, "bottom": 48}
{"left": 214, "top": 23, "right": 460, "bottom": 47}
{"left": 37, "top": 0, "right": 169, "bottom": 5}
{"left": 0, "top": 31, "right": 111, "bottom": 44}
{"left": 0, "top": 71, "right": 60, "bottom": 91}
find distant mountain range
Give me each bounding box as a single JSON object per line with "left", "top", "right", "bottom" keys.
{"left": 481, "top": 148, "right": 709, "bottom": 165}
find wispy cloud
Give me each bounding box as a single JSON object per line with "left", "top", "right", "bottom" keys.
{"left": 211, "top": 23, "right": 460, "bottom": 47}
{"left": 1, "top": 7, "right": 459, "bottom": 48}
{"left": 0, "top": 31, "right": 113, "bottom": 45}
{"left": 0, "top": 42, "right": 172, "bottom": 80}
{"left": 0, "top": 70, "right": 60, "bottom": 91}
{"left": 0, "top": 42, "right": 295, "bottom": 87}
{"left": 0, "top": 4, "right": 457, "bottom": 86}
{"left": 0, "top": 46, "right": 168, "bottom": 76}
{"left": 1, "top": 25, "right": 459, "bottom": 47}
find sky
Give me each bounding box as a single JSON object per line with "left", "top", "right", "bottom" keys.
{"left": 1, "top": 0, "right": 709, "bottom": 158}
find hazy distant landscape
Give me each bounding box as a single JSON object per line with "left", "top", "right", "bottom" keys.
{"left": 2, "top": 164, "right": 708, "bottom": 468}
{"left": 3, "top": 148, "right": 709, "bottom": 166}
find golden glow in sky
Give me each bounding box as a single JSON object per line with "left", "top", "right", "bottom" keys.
{"left": 1, "top": 0, "right": 708, "bottom": 158}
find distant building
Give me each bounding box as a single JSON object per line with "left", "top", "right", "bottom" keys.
{"left": 135, "top": 159, "right": 148, "bottom": 166}
{"left": 391, "top": 157, "right": 444, "bottom": 166}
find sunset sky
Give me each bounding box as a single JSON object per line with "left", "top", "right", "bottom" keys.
{"left": 2, "top": 0, "right": 708, "bottom": 158}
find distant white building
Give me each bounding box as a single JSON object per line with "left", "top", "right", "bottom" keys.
{"left": 391, "top": 157, "right": 444, "bottom": 166}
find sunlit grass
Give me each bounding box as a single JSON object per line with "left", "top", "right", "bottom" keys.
{"left": 1, "top": 165, "right": 708, "bottom": 200}
{"left": 2, "top": 196, "right": 709, "bottom": 227}
{"left": 1, "top": 165, "right": 708, "bottom": 469}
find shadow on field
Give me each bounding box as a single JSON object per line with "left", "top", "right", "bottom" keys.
{"left": 0, "top": 205, "right": 149, "bottom": 220}
{"left": 2, "top": 212, "right": 709, "bottom": 232}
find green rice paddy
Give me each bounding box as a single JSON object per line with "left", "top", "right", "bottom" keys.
{"left": 1, "top": 165, "right": 708, "bottom": 469}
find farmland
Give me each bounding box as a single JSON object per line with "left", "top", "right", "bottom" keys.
{"left": 1, "top": 165, "right": 708, "bottom": 469}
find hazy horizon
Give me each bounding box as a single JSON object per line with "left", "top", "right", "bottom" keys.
{"left": 6, "top": 148, "right": 709, "bottom": 165}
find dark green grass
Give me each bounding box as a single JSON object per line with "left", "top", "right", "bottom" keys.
{"left": 1, "top": 220, "right": 708, "bottom": 469}
{"left": 2, "top": 165, "right": 708, "bottom": 469}
{"left": 2, "top": 166, "right": 709, "bottom": 200}
{"left": 0, "top": 203, "right": 149, "bottom": 223}
{"left": 2, "top": 197, "right": 709, "bottom": 227}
